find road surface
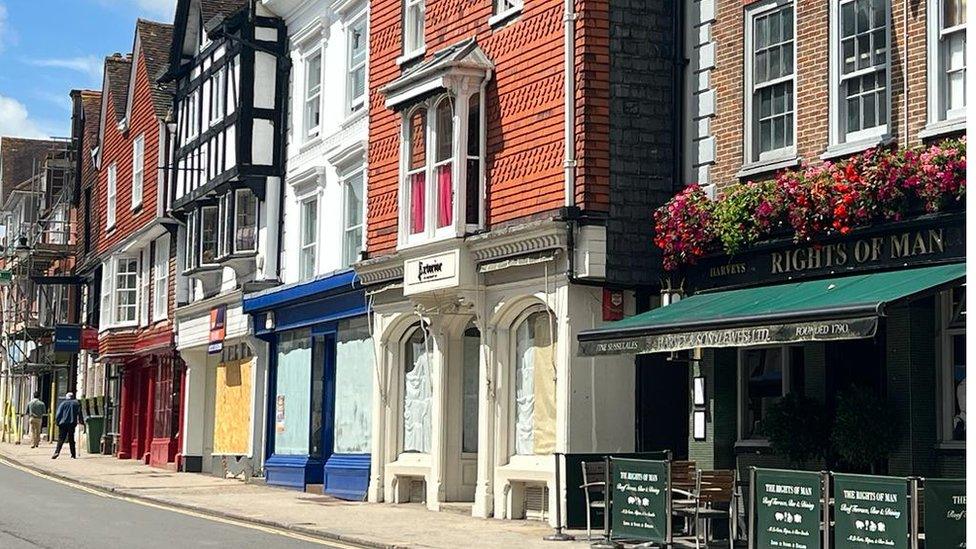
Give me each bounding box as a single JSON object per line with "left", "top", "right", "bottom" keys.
{"left": 0, "top": 460, "right": 347, "bottom": 548}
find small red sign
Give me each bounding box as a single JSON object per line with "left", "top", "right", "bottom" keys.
{"left": 81, "top": 327, "right": 99, "bottom": 351}
{"left": 603, "top": 288, "right": 624, "bottom": 321}
{"left": 209, "top": 305, "right": 226, "bottom": 354}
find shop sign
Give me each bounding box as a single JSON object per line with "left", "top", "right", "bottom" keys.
{"left": 832, "top": 473, "right": 909, "bottom": 549}
{"left": 579, "top": 316, "right": 878, "bottom": 356}
{"left": 610, "top": 458, "right": 670, "bottom": 543}
{"left": 603, "top": 288, "right": 624, "bottom": 321}
{"left": 208, "top": 305, "right": 226, "bottom": 354}
{"left": 922, "top": 478, "right": 965, "bottom": 548}
{"left": 80, "top": 327, "right": 99, "bottom": 351}
{"left": 692, "top": 217, "right": 965, "bottom": 290}
{"left": 752, "top": 468, "right": 823, "bottom": 549}
{"left": 53, "top": 324, "right": 81, "bottom": 353}
{"left": 403, "top": 250, "right": 460, "bottom": 296}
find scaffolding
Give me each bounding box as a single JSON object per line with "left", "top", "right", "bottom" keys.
{"left": 0, "top": 140, "right": 78, "bottom": 443}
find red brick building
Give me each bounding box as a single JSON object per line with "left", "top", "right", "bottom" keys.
{"left": 357, "top": 0, "right": 683, "bottom": 523}
{"left": 93, "top": 20, "right": 183, "bottom": 468}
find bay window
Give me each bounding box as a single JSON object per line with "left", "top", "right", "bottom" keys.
{"left": 745, "top": 0, "right": 795, "bottom": 164}
{"left": 347, "top": 15, "right": 367, "bottom": 113}
{"left": 831, "top": 0, "right": 890, "bottom": 146}
{"left": 928, "top": 0, "right": 967, "bottom": 127}
{"left": 234, "top": 189, "right": 257, "bottom": 253}
{"left": 200, "top": 205, "right": 219, "bottom": 265}
{"left": 132, "top": 134, "right": 145, "bottom": 209}
{"left": 300, "top": 197, "right": 318, "bottom": 280}
{"left": 115, "top": 257, "right": 139, "bottom": 325}
{"left": 304, "top": 51, "right": 322, "bottom": 138}
{"left": 399, "top": 92, "right": 484, "bottom": 247}
{"left": 342, "top": 170, "right": 365, "bottom": 267}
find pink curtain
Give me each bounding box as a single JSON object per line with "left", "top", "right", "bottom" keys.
{"left": 437, "top": 163, "right": 453, "bottom": 228}
{"left": 410, "top": 172, "right": 425, "bottom": 234}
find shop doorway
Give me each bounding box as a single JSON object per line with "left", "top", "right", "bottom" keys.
{"left": 635, "top": 353, "right": 689, "bottom": 459}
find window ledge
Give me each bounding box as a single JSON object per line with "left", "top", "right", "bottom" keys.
{"left": 299, "top": 134, "right": 323, "bottom": 153}
{"left": 919, "top": 117, "right": 967, "bottom": 140}
{"left": 340, "top": 107, "right": 367, "bottom": 130}
{"left": 935, "top": 441, "right": 966, "bottom": 452}
{"left": 396, "top": 47, "right": 426, "bottom": 67}
{"left": 488, "top": 6, "right": 522, "bottom": 28}
{"left": 821, "top": 134, "right": 894, "bottom": 161}
{"left": 736, "top": 156, "right": 801, "bottom": 179}
{"left": 734, "top": 439, "right": 772, "bottom": 452}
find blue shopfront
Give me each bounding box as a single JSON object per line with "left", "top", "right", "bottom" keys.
{"left": 243, "top": 270, "right": 373, "bottom": 500}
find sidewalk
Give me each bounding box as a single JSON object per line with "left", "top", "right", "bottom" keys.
{"left": 0, "top": 441, "right": 582, "bottom": 548}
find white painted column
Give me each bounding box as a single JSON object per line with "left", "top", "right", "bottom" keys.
{"left": 180, "top": 348, "right": 208, "bottom": 466}
{"left": 367, "top": 319, "right": 387, "bottom": 503}
{"left": 245, "top": 335, "right": 269, "bottom": 474}
{"left": 473, "top": 324, "right": 496, "bottom": 518}
{"left": 426, "top": 317, "right": 450, "bottom": 510}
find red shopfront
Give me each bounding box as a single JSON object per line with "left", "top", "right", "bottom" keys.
{"left": 116, "top": 352, "right": 184, "bottom": 467}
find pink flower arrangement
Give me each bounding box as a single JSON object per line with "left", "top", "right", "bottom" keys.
{"left": 655, "top": 138, "right": 966, "bottom": 270}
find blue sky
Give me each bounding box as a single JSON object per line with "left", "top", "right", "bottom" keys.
{"left": 0, "top": 0, "right": 176, "bottom": 138}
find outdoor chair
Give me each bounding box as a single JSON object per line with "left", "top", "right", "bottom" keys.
{"left": 673, "top": 469, "right": 737, "bottom": 549}
{"left": 579, "top": 460, "right": 607, "bottom": 541}
{"left": 670, "top": 460, "right": 698, "bottom": 534}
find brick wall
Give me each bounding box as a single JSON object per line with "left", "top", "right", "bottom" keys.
{"left": 366, "top": 0, "right": 612, "bottom": 255}
{"left": 708, "top": 0, "right": 955, "bottom": 191}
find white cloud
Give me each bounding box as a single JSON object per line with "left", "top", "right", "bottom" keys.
{"left": 0, "top": 94, "right": 49, "bottom": 139}
{"left": 26, "top": 55, "right": 104, "bottom": 83}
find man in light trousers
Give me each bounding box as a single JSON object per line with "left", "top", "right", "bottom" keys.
{"left": 25, "top": 392, "right": 46, "bottom": 448}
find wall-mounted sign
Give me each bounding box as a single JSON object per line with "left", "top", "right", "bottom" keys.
{"left": 691, "top": 215, "right": 965, "bottom": 291}
{"left": 833, "top": 473, "right": 909, "bottom": 549}
{"left": 53, "top": 324, "right": 81, "bottom": 353}
{"left": 80, "top": 327, "right": 99, "bottom": 351}
{"left": 403, "top": 249, "right": 460, "bottom": 295}
{"left": 923, "top": 478, "right": 966, "bottom": 548}
{"left": 752, "top": 468, "right": 823, "bottom": 549}
{"left": 610, "top": 458, "right": 670, "bottom": 543}
{"left": 603, "top": 288, "right": 624, "bottom": 321}
{"left": 208, "top": 305, "right": 226, "bottom": 354}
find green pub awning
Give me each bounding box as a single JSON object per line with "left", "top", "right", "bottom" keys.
{"left": 578, "top": 263, "right": 965, "bottom": 357}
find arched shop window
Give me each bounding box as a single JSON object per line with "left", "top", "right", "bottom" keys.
{"left": 402, "top": 325, "right": 432, "bottom": 453}
{"left": 941, "top": 285, "right": 966, "bottom": 442}
{"left": 512, "top": 309, "right": 556, "bottom": 456}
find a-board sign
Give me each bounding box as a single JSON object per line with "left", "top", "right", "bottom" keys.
{"left": 610, "top": 458, "right": 670, "bottom": 543}
{"left": 752, "top": 468, "right": 823, "bottom": 549}
{"left": 833, "top": 474, "right": 909, "bottom": 549}
{"left": 923, "top": 478, "right": 966, "bottom": 548}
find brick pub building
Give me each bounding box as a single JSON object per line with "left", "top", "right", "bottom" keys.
{"left": 580, "top": 0, "right": 967, "bottom": 501}
{"left": 357, "top": 0, "right": 683, "bottom": 523}
{"left": 93, "top": 21, "right": 184, "bottom": 468}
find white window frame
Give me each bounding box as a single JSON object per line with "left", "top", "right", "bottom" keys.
{"left": 106, "top": 163, "right": 117, "bottom": 229}
{"left": 99, "top": 263, "right": 112, "bottom": 329}
{"left": 304, "top": 49, "right": 323, "bottom": 140}
{"left": 347, "top": 13, "right": 368, "bottom": 113}
{"left": 926, "top": 0, "right": 968, "bottom": 132}
{"left": 492, "top": 0, "right": 523, "bottom": 23}
{"left": 342, "top": 169, "right": 366, "bottom": 268}
{"left": 397, "top": 92, "right": 484, "bottom": 249}
{"left": 299, "top": 196, "right": 318, "bottom": 280}
{"left": 139, "top": 248, "right": 150, "bottom": 326}
{"left": 828, "top": 0, "right": 892, "bottom": 148}
{"left": 152, "top": 235, "right": 169, "bottom": 322}
{"left": 508, "top": 305, "right": 555, "bottom": 458}
{"left": 132, "top": 134, "right": 145, "bottom": 210}
{"left": 113, "top": 256, "right": 139, "bottom": 327}
{"left": 736, "top": 345, "right": 802, "bottom": 443}
{"left": 403, "top": 0, "right": 425, "bottom": 58}
{"left": 233, "top": 188, "right": 258, "bottom": 254}
{"left": 199, "top": 204, "right": 220, "bottom": 266}
{"left": 938, "top": 286, "right": 966, "bottom": 445}
{"left": 743, "top": 0, "right": 797, "bottom": 167}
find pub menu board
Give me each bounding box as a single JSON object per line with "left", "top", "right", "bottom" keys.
{"left": 752, "top": 468, "right": 823, "bottom": 549}
{"left": 923, "top": 478, "right": 966, "bottom": 548}
{"left": 832, "top": 474, "right": 909, "bottom": 548}
{"left": 610, "top": 458, "right": 669, "bottom": 543}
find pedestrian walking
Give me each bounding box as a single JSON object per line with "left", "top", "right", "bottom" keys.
{"left": 52, "top": 392, "right": 84, "bottom": 460}
{"left": 24, "top": 392, "right": 46, "bottom": 448}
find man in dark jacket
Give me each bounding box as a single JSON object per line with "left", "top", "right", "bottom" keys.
{"left": 52, "top": 393, "right": 84, "bottom": 459}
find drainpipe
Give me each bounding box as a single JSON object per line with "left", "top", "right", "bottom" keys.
{"left": 902, "top": 0, "right": 908, "bottom": 146}
{"left": 563, "top": 0, "right": 577, "bottom": 210}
